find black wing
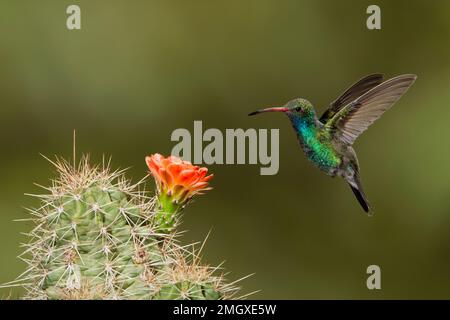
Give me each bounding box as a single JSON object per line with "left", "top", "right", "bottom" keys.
{"left": 319, "top": 74, "right": 384, "bottom": 123}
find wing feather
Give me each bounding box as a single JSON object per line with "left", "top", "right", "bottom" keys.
{"left": 319, "top": 74, "right": 384, "bottom": 123}
{"left": 325, "top": 74, "right": 417, "bottom": 145}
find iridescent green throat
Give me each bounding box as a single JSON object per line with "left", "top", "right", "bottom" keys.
{"left": 287, "top": 112, "right": 341, "bottom": 171}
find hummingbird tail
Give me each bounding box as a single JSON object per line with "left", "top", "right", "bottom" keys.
{"left": 347, "top": 174, "right": 371, "bottom": 214}
{"left": 349, "top": 184, "right": 370, "bottom": 214}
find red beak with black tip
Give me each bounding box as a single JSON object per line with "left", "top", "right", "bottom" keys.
{"left": 248, "top": 107, "right": 289, "bottom": 116}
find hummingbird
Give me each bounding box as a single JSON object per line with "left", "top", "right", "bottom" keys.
{"left": 249, "top": 74, "right": 417, "bottom": 214}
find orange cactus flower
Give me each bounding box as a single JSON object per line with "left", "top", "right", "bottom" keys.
{"left": 146, "top": 154, "right": 213, "bottom": 210}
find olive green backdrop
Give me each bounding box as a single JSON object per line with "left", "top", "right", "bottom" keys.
{"left": 1, "top": 0, "right": 450, "bottom": 299}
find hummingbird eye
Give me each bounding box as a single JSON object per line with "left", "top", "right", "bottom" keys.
{"left": 295, "top": 106, "right": 302, "bottom": 112}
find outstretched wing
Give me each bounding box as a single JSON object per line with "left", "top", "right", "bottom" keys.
{"left": 320, "top": 74, "right": 384, "bottom": 123}
{"left": 325, "top": 74, "right": 417, "bottom": 146}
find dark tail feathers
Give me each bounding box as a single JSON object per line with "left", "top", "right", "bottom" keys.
{"left": 347, "top": 174, "right": 371, "bottom": 214}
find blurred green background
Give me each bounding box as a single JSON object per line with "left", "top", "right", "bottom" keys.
{"left": 1, "top": 0, "right": 450, "bottom": 299}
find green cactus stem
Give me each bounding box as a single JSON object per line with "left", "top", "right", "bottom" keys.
{"left": 6, "top": 156, "right": 241, "bottom": 300}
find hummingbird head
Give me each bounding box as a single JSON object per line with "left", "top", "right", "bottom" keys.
{"left": 249, "top": 98, "right": 314, "bottom": 119}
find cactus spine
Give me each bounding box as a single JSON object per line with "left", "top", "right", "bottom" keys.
{"left": 10, "top": 155, "right": 240, "bottom": 300}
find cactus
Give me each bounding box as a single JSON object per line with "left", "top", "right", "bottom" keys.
{"left": 7, "top": 154, "right": 241, "bottom": 300}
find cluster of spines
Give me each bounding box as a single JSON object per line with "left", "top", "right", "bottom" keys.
{"left": 4, "top": 156, "right": 241, "bottom": 300}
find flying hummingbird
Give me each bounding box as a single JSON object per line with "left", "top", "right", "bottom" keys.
{"left": 249, "top": 74, "right": 417, "bottom": 214}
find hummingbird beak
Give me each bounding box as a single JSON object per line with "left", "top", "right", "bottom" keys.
{"left": 248, "top": 107, "right": 289, "bottom": 116}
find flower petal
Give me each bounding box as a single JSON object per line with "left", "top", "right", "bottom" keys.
{"left": 145, "top": 154, "right": 213, "bottom": 205}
